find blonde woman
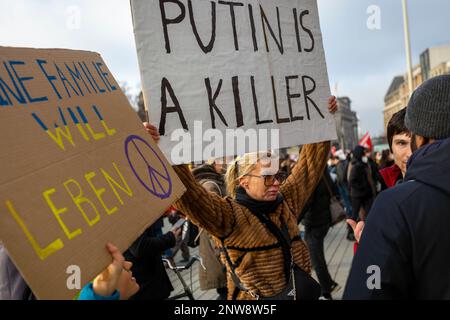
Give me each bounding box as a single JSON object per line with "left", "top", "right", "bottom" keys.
{"left": 144, "top": 97, "right": 337, "bottom": 299}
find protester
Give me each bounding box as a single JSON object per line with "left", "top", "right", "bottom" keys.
{"left": 348, "top": 146, "right": 376, "bottom": 222}
{"left": 380, "top": 108, "right": 412, "bottom": 188}
{"left": 333, "top": 149, "right": 354, "bottom": 240}
{"left": 302, "top": 168, "right": 340, "bottom": 299}
{"left": 334, "top": 151, "right": 351, "bottom": 210}
{"left": 143, "top": 96, "right": 338, "bottom": 300}
{"left": 344, "top": 75, "right": 450, "bottom": 299}
{"left": 124, "top": 221, "right": 181, "bottom": 300}
{"left": 167, "top": 209, "right": 191, "bottom": 263}
{"left": 364, "top": 148, "right": 386, "bottom": 193}
{"left": 152, "top": 215, "right": 173, "bottom": 259}
{"left": 347, "top": 108, "right": 413, "bottom": 243}
{"left": 192, "top": 161, "right": 228, "bottom": 300}
{"left": 79, "top": 243, "right": 139, "bottom": 300}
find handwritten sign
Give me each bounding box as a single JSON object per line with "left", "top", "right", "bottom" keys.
{"left": 0, "top": 47, "right": 185, "bottom": 299}
{"left": 131, "top": 0, "right": 337, "bottom": 164}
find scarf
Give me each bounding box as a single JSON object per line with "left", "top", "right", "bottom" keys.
{"left": 235, "top": 187, "right": 284, "bottom": 216}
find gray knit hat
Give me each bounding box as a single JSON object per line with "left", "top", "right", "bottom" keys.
{"left": 405, "top": 74, "right": 450, "bottom": 139}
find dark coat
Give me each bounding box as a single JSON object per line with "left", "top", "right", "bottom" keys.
{"left": 124, "top": 224, "right": 176, "bottom": 300}
{"left": 336, "top": 160, "right": 349, "bottom": 188}
{"left": 349, "top": 146, "right": 374, "bottom": 198}
{"left": 344, "top": 138, "right": 450, "bottom": 299}
{"left": 303, "top": 170, "right": 336, "bottom": 228}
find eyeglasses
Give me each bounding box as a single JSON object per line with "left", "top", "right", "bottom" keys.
{"left": 245, "top": 172, "right": 288, "bottom": 186}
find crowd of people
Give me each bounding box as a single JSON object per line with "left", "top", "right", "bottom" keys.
{"left": 1, "top": 75, "right": 449, "bottom": 300}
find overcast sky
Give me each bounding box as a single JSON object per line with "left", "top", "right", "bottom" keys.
{"left": 1, "top": 0, "right": 449, "bottom": 137}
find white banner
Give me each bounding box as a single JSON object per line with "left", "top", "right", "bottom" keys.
{"left": 131, "top": 0, "right": 337, "bottom": 164}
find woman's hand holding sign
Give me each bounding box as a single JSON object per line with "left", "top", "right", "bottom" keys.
{"left": 143, "top": 122, "right": 160, "bottom": 143}
{"left": 328, "top": 95, "right": 338, "bottom": 114}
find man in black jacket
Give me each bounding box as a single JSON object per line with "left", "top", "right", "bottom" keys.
{"left": 344, "top": 75, "right": 450, "bottom": 299}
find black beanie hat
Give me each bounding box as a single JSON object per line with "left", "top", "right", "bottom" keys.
{"left": 405, "top": 75, "right": 450, "bottom": 139}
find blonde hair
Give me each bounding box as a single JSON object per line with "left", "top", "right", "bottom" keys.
{"left": 225, "top": 151, "right": 279, "bottom": 198}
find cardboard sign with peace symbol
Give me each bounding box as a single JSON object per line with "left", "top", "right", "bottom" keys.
{"left": 0, "top": 47, "right": 186, "bottom": 299}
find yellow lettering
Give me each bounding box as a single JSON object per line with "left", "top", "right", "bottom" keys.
{"left": 85, "top": 171, "right": 118, "bottom": 216}
{"left": 101, "top": 162, "right": 133, "bottom": 205}
{"left": 100, "top": 120, "right": 116, "bottom": 136}
{"left": 43, "top": 188, "right": 82, "bottom": 240}
{"left": 76, "top": 123, "right": 90, "bottom": 141}
{"left": 46, "top": 126, "right": 75, "bottom": 151}
{"left": 85, "top": 123, "right": 106, "bottom": 140}
{"left": 5, "top": 200, "right": 64, "bottom": 261}
{"left": 63, "top": 179, "right": 101, "bottom": 227}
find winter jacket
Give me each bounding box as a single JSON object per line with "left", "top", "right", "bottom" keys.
{"left": 349, "top": 146, "right": 375, "bottom": 198}
{"left": 192, "top": 164, "right": 228, "bottom": 291}
{"left": 303, "top": 169, "right": 335, "bottom": 228}
{"left": 124, "top": 224, "right": 176, "bottom": 300}
{"left": 173, "top": 142, "right": 330, "bottom": 299}
{"left": 344, "top": 138, "right": 450, "bottom": 299}
{"left": 336, "top": 160, "right": 349, "bottom": 188}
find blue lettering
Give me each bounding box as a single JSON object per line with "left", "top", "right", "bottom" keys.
{"left": 32, "top": 112, "right": 48, "bottom": 130}
{"left": 96, "top": 62, "right": 116, "bottom": 91}
{"left": 77, "top": 62, "right": 98, "bottom": 94}
{"left": 36, "top": 59, "right": 62, "bottom": 99}
{"left": 0, "top": 62, "right": 26, "bottom": 106}
{"left": 56, "top": 106, "right": 68, "bottom": 127}
{"left": 94, "top": 62, "right": 116, "bottom": 91}
{"left": 76, "top": 106, "right": 89, "bottom": 124}
{"left": 55, "top": 63, "right": 79, "bottom": 98}
{"left": 82, "top": 61, "right": 105, "bottom": 93}
{"left": 92, "top": 105, "right": 103, "bottom": 120}
{"left": 9, "top": 61, "right": 48, "bottom": 104}
{"left": 67, "top": 107, "right": 80, "bottom": 124}
{"left": 93, "top": 62, "right": 111, "bottom": 92}
{"left": 64, "top": 63, "right": 87, "bottom": 96}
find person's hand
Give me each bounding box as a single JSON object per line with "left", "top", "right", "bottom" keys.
{"left": 171, "top": 227, "right": 182, "bottom": 238}
{"left": 92, "top": 243, "right": 125, "bottom": 297}
{"left": 328, "top": 96, "right": 338, "bottom": 114}
{"left": 143, "top": 122, "right": 160, "bottom": 143}
{"left": 346, "top": 219, "right": 365, "bottom": 243}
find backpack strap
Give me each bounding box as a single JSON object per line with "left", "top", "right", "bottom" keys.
{"left": 219, "top": 198, "right": 299, "bottom": 299}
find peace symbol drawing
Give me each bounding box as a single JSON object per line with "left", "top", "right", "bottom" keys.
{"left": 124, "top": 135, "right": 172, "bottom": 199}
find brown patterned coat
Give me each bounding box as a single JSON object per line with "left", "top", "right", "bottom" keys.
{"left": 173, "top": 142, "right": 330, "bottom": 299}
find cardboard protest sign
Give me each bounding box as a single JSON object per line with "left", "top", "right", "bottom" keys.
{"left": 131, "top": 0, "right": 337, "bottom": 164}
{"left": 0, "top": 47, "right": 185, "bottom": 299}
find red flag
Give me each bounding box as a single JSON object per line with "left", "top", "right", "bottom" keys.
{"left": 358, "top": 132, "right": 373, "bottom": 151}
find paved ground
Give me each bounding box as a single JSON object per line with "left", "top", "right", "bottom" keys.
{"left": 165, "top": 220, "right": 354, "bottom": 300}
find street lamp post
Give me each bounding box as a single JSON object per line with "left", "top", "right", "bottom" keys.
{"left": 402, "top": 0, "right": 414, "bottom": 96}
